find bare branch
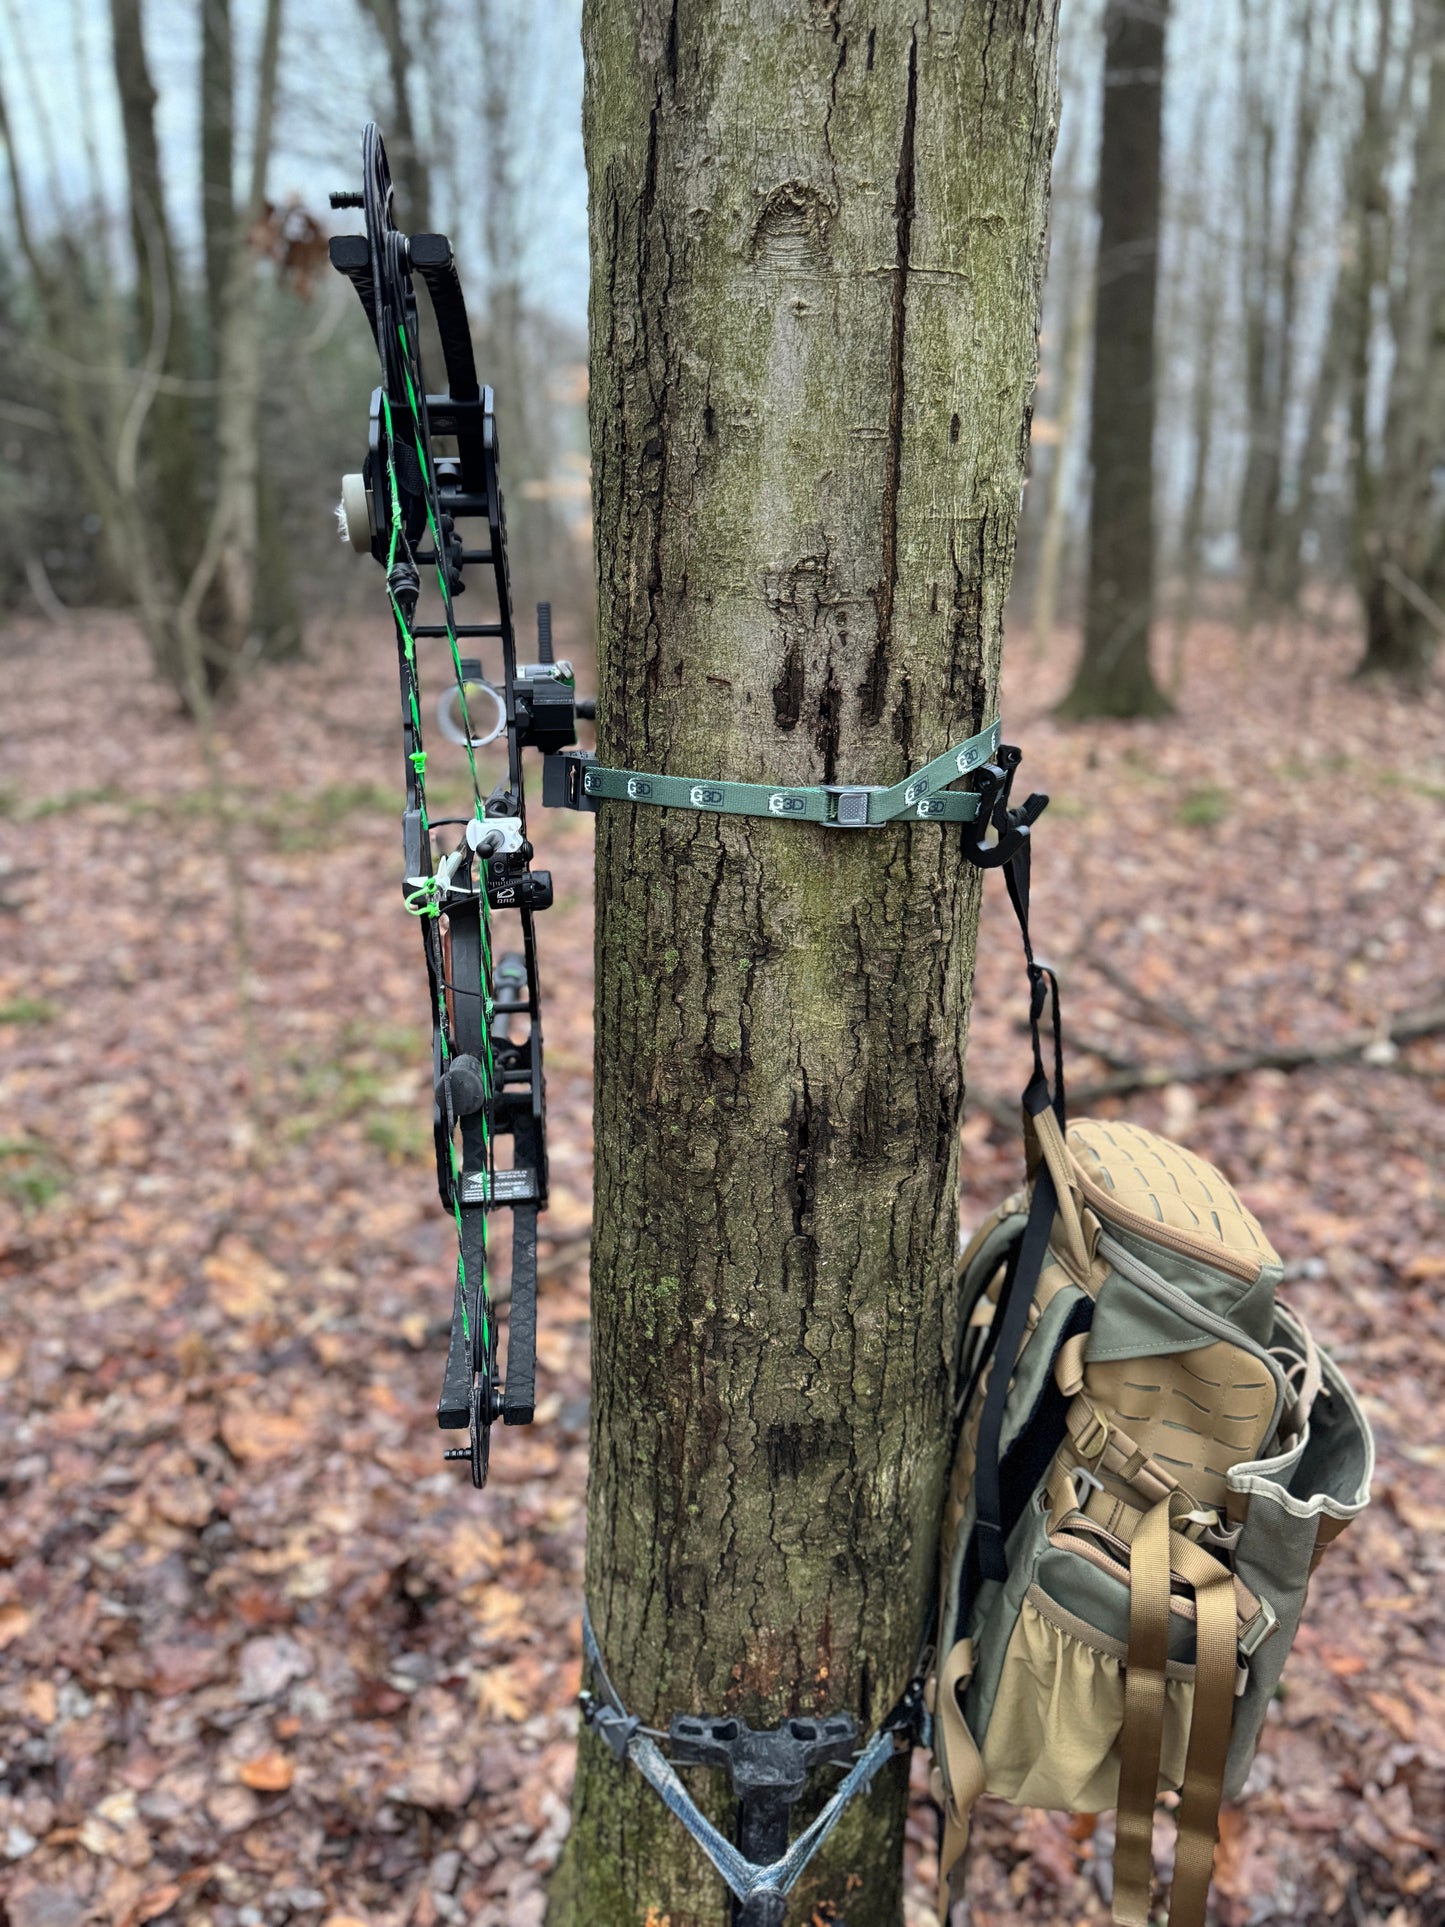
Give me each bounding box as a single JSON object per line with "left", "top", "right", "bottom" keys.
{"left": 971, "top": 1002, "right": 1445, "bottom": 1125}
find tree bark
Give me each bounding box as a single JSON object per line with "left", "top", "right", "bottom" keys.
{"left": 1241, "top": 0, "right": 1324, "bottom": 611}
{"left": 552, "top": 6, "right": 1060, "bottom": 1924}
{"left": 1358, "top": 0, "right": 1445, "bottom": 684}
{"left": 1058, "top": 0, "right": 1171, "bottom": 719}
{"left": 1344, "top": 0, "right": 1394, "bottom": 612}
{"left": 360, "top": 0, "right": 431, "bottom": 231}
{"left": 179, "top": 0, "right": 285, "bottom": 690}
{"left": 109, "top": 0, "right": 205, "bottom": 677}
{"left": 1031, "top": 233, "right": 1094, "bottom": 656}
{"left": 476, "top": 0, "right": 557, "bottom": 622}
{"left": 200, "top": 0, "right": 234, "bottom": 350}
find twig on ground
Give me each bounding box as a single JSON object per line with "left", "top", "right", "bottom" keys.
{"left": 1076, "top": 933, "right": 1238, "bottom": 1048}
{"left": 971, "top": 1001, "right": 1445, "bottom": 1124}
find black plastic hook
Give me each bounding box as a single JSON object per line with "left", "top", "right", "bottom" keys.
{"left": 963, "top": 745, "right": 1048, "bottom": 870}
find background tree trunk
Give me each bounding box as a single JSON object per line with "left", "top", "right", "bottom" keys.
{"left": 109, "top": 0, "right": 204, "bottom": 679}
{"left": 1358, "top": 0, "right": 1445, "bottom": 683}
{"left": 1058, "top": 0, "right": 1171, "bottom": 719}
{"left": 359, "top": 0, "right": 431, "bottom": 230}
{"left": 187, "top": 0, "right": 286, "bottom": 688}
{"left": 200, "top": 0, "right": 234, "bottom": 349}
{"left": 199, "top": 0, "right": 301, "bottom": 665}
{"left": 1031, "top": 239, "right": 1095, "bottom": 657}
{"left": 551, "top": 5, "right": 1059, "bottom": 1924}
{"left": 1243, "top": 0, "right": 1323, "bottom": 610}
{"left": 1344, "top": 0, "right": 1394, "bottom": 614}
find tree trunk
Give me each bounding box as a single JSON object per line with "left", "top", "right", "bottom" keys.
{"left": 1358, "top": 0, "right": 1445, "bottom": 684}
{"left": 361, "top": 0, "right": 431, "bottom": 231}
{"left": 1169, "top": 236, "right": 1222, "bottom": 684}
{"left": 1344, "top": 0, "right": 1394, "bottom": 611}
{"left": 473, "top": 0, "right": 570, "bottom": 625}
{"left": 180, "top": 0, "right": 285, "bottom": 691}
{"left": 551, "top": 6, "right": 1059, "bottom": 1924}
{"left": 1234, "top": 0, "right": 1277, "bottom": 618}
{"left": 1058, "top": 0, "right": 1171, "bottom": 720}
{"left": 109, "top": 0, "right": 204, "bottom": 679}
{"left": 1031, "top": 236, "right": 1094, "bottom": 656}
{"left": 200, "top": 0, "right": 234, "bottom": 350}
{"left": 1268, "top": 225, "right": 1348, "bottom": 610}
{"left": 1243, "top": 0, "right": 1323, "bottom": 609}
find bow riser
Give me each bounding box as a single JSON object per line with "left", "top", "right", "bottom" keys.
{"left": 330, "top": 122, "right": 585, "bottom": 1488}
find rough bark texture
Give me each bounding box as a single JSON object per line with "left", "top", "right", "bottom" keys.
{"left": 551, "top": 6, "right": 1059, "bottom": 1925}
{"left": 1058, "top": 0, "right": 1170, "bottom": 719}
{"left": 1359, "top": 0, "right": 1445, "bottom": 684}
{"left": 109, "top": 0, "right": 204, "bottom": 672}
{"left": 1240, "top": 0, "right": 1323, "bottom": 610}
{"left": 183, "top": 0, "right": 285, "bottom": 690}
{"left": 360, "top": 0, "right": 431, "bottom": 231}
{"left": 200, "top": 0, "right": 234, "bottom": 349}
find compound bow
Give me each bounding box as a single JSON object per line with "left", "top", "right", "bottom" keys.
{"left": 328, "top": 123, "right": 590, "bottom": 1488}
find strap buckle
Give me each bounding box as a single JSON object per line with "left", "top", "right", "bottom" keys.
{"left": 1072, "top": 1463, "right": 1106, "bottom": 1503}
{"left": 1237, "top": 1596, "right": 1279, "bottom": 1659}
{"left": 1073, "top": 1407, "right": 1110, "bottom": 1463}
{"left": 819, "top": 784, "right": 879, "bottom": 828}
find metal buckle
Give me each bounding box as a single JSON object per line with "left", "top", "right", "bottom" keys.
{"left": 1074, "top": 1407, "right": 1110, "bottom": 1462}
{"left": 820, "top": 784, "right": 878, "bottom": 828}
{"left": 1238, "top": 1596, "right": 1279, "bottom": 1659}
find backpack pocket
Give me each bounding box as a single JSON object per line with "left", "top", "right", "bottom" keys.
{"left": 1222, "top": 1304, "right": 1374, "bottom": 1794}
{"left": 980, "top": 1543, "right": 1197, "bottom": 1811}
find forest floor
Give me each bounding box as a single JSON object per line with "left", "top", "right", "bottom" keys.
{"left": 0, "top": 606, "right": 1442, "bottom": 1927}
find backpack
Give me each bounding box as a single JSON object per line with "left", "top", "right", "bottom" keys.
{"left": 929, "top": 1098, "right": 1374, "bottom": 1927}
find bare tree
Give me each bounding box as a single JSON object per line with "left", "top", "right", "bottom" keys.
{"left": 201, "top": 0, "right": 234, "bottom": 347}
{"left": 358, "top": 0, "right": 432, "bottom": 230}
{"left": 109, "top": 0, "right": 206, "bottom": 677}
{"left": 1237, "top": 0, "right": 1332, "bottom": 609}
{"left": 1357, "top": 0, "right": 1445, "bottom": 681}
{"left": 1058, "top": 0, "right": 1172, "bottom": 719}
{"left": 185, "top": 0, "right": 287, "bottom": 684}
{"left": 1031, "top": 250, "right": 1095, "bottom": 656}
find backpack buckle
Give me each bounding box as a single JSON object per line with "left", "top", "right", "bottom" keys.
{"left": 1073, "top": 1408, "right": 1110, "bottom": 1462}
{"left": 1238, "top": 1596, "right": 1279, "bottom": 1658}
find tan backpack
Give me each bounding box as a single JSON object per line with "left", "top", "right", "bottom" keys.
{"left": 930, "top": 1101, "right": 1374, "bottom": 1926}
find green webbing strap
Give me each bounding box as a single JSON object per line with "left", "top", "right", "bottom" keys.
{"left": 580, "top": 718, "right": 1003, "bottom": 826}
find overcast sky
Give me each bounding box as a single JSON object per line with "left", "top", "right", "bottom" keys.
{"left": 0, "top": 0, "right": 591, "bottom": 331}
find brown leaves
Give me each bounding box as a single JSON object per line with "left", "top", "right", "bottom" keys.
{"left": 203, "top": 1236, "right": 288, "bottom": 1318}
{"left": 3, "top": 613, "right": 1441, "bottom": 1924}
{"left": 220, "top": 1404, "right": 313, "bottom": 1463}
{"left": 145, "top": 1638, "right": 227, "bottom": 1697}
{"left": 235, "top": 1751, "right": 295, "bottom": 1792}
{"left": 0, "top": 1604, "right": 33, "bottom": 1649}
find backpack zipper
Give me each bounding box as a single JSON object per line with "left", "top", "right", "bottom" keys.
{"left": 1047, "top": 1528, "right": 1198, "bottom": 1621}
{"left": 1027, "top": 1582, "right": 1199, "bottom": 1674}
{"left": 1096, "top": 1231, "right": 1283, "bottom": 1399}
{"left": 1076, "top": 1170, "right": 1265, "bottom": 1284}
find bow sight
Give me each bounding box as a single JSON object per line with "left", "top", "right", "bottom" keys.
{"left": 329, "top": 123, "right": 592, "bottom": 1488}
